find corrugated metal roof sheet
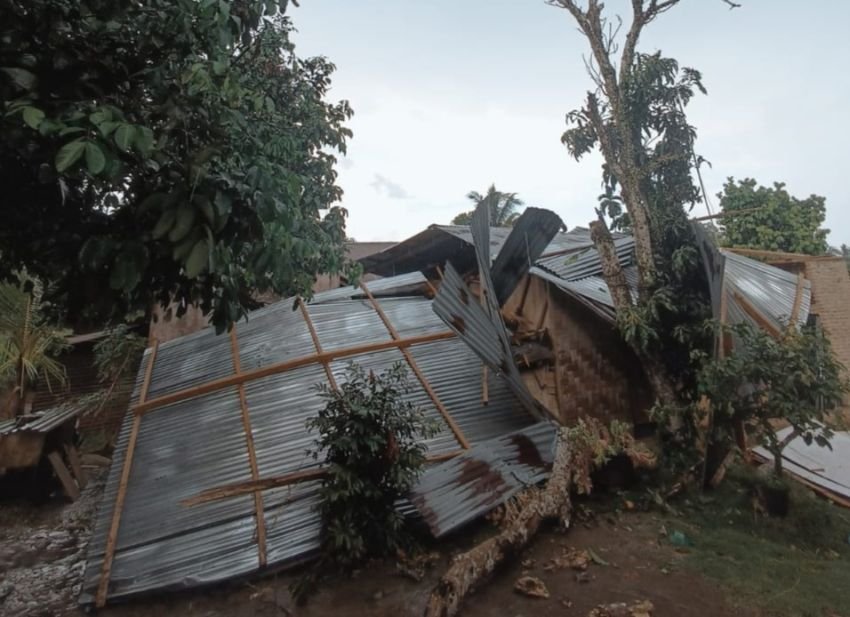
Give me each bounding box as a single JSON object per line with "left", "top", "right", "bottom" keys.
{"left": 489, "top": 208, "right": 563, "bottom": 305}
{"left": 0, "top": 398, "right": 89, "bottom": 436}
{"left": 410, "top": 422, "right": 556, "bottom": 537}
{"left": 82, "top": 275, "right": 537, "bottom": 605}
{"left": 536, "top": 236, "right": 635, "bottom": 282}
{"left": 722, "top": 250, "right": 811, "bottom": 331}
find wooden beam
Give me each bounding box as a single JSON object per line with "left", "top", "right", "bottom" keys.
{"left": 298, "top": 298, "right": 338, "bottom": 389}
{"left": 360, "top": 282, "right": 471, "bottom": 450}
{"left": 64, "top": 443, "right": 86, "bottom": 489}
{"left": 732, "top": 291, "right": 782, "bottom": 339}
{"left": 182, "top": 450, "right": 465, "bottom": 507}
{"left": 97, "top": 341, "right": 159, "bottom": 607}
{"left": 132, "top": 330, "right": 457, "bottom": 416}
{"left": 229, "top": 326, "right": 267, "bottom": 568}
{"left": 516, "top": 275, "right": 532, "bottom": 317}
{"left": 48, "top": 451, "right": 79, "bottom": 501}
{"left": 790, "top": 271, "right": 806, "bottom": 324}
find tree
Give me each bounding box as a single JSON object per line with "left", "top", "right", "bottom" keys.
{"left": 719, "top": 178, "right": 829, "bottom": 255}
{"left": 451, "top": 185, "right": 524, "bottom": 226}
{"left": 0, "top": 276, "right": 70, "bottom": 419}
{"left": 549, "top": 0, "right": 729, "bottom": 404}
{"left": 1, "top": 1, "right": 354, "bottom": 332}
{"left": 697, "top": 322, "right": 847, "bottom": 477}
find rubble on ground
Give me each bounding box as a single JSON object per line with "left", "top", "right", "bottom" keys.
{"left": 0, "top": 469, "right": 106, "bottom": 616}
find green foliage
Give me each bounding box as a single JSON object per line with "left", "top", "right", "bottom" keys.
{"left": 1, "top": 1, "right": 355, "bottom": 331}
{"left": 696, "top": 321, "right": 847, "bottom": 476}
{"left": 452, "top": 184, "right": 525, "bottom": 226}
{"left": 0, "top": 275, "right": 71, "bottom": 412}
{"left": 93, "top": 324, "right": 146, "bottom": 384}
{"left": 564, "top": 51, "right": 713, "bottom": 383}
{"left": 719, "top": 178, "right": 829, "bottom": 255}
{"left": 294, "top": 362, "right": 438, "bottom": 600}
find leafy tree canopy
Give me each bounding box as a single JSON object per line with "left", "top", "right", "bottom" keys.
{"left": 719, "top": 178, "right": 829, "bottom": 255}
{"left": 452, "top": 184, "right": 524, "bottom": 227}
{"left": 0, "top": 0, "right": 355, "bottom": 332}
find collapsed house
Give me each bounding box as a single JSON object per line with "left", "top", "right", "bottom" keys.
{"left": 82, "top": 206, "right": 824, "bottom": 606}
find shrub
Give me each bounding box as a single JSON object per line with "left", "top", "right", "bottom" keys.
{"left": 293, "top": 362, "right": 438, "bottom": 600}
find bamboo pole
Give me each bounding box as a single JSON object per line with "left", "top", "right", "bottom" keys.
{"left": 96, "top": 340, "right": 159, "bottom": 607}
{"left": 360, "top": 282, "right": 471, "bottom": 450}
{"left": 229, "top": 327, "right": 268, "bottom": 567}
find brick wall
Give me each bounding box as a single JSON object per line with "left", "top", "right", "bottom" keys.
{"left": 804, "top": 258, "right": 850, "bottom": 416}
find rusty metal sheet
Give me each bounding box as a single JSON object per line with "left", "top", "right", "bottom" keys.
{"left": 410, "top": 422, "right": 557, "bottom": 537}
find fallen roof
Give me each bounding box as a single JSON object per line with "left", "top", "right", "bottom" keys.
{"left": 410, "top": 421, "right": 556, "bottom": 537}
{"left": 0, "top": 399, "right": 89, "bottom": 436}
{"left": 82, "top": 272, "right": 538, "bottom": 605}
{"left": 358, "top": 224, "right": 615, "bottom": 278}
{"left": 753, "top": 427, "right": 850, "bottom": 505}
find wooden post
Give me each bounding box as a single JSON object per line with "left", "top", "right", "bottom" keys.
{"left": 360, "top": 282, "right": 471, "bottom": 450}
{"left": 229, "top": 326, "right": 268, "bottom": 568}
{"left": 96, "top": 340, "right": 159, "bottom": 607}
{"left": 64, "top": 443, "right": 86, "bottom": 489}
{"left": 48, "top": 451, "right": 80, "bottom": 501}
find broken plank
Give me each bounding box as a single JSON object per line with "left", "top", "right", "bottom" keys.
{"left": 48, "top": 451, "right": 80, "bottom": 501}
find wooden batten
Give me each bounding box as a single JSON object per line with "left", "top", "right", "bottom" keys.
{"left": 360, "top": 282, "right": 471, "bottom": 450}
{"left": 229, "top": 326, "right": 268, "bottom": 568}
{"left": 96, "top": 341, "right": 159, "bottom": 607}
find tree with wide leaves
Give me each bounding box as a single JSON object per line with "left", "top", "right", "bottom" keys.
{"left": 548, "top": 0, "right": 734, "bottom": 404}
{"left": 0, "top": 0, "right": 355, "bottom": 332}
{"left": 451, "top": 185, "right": 524, "bottom": 227}
{"left": 719, "top": 178, "right": 829, "bottom": 256}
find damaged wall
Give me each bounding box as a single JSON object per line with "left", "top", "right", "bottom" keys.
{"left": 503, "top": 274, "right": 652, "bottom": 426}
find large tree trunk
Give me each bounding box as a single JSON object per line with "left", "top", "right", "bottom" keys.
{"left": 424, "top": 427, "right": 573, "bottom": 617}
{"left": 590, "top": 220, "right": 677, "bottom": 406}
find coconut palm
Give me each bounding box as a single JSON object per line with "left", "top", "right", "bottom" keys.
{"left": 0, "top": 276, "right": 70, "bottom": 418}
{"left": 451, "top": 184, "right": 525, "bottom": 227}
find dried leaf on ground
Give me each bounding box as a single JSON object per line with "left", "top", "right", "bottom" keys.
{"left": 543, "top": 547, "right": 590, "bottom": 571}
{"left": 514, "top": 575, "right": 550, "bottom": 599}
{"left": 588, "top": 599, "right": 654, "bottom": 617}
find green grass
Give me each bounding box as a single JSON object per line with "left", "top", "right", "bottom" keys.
{"left": 659, "top": 466, "right": 850, "bottom": 617}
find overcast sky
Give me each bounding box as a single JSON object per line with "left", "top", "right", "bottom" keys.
{"left": 291, "top": 1, "right": 850, "bottom": 246}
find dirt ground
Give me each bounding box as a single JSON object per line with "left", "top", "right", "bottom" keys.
{"left": 1, "top": 468, "right": 754, "bottom": 617}
{"left": 87, "top": 512, "right": 751, "bottom": 617}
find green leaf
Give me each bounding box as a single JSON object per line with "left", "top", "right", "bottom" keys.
{"left": 59, "top": 126, "right": 86, "bottom": 136}
{"left": 55, "top": 139, "right": 86, "bottom": 173}
{"left": 168, "top": 206, "right": 196, "bottom": 242}
{"left": 212, "top": 60, "right": 227, "bottom": 76}
{"left": 134, "top": 127, "right": 154, "bottom": 156}
{"left": 114, "top": 124, "right": 136, "bottom": 151}
{"left": 98, "top": 121, "right": 121, "bottom": 137}
{"left": 84, "top": 142, "right": 106, "bottom": 174}
{"left": 22, "top": 106, "right": 44, "bottom": 129}
{"left": 185, "top": 239, "right": 209, "bottom": 278}
{"left": 152, "top": 210, "right": 177, "bottom": 239}
{"left": 1, "top": 67, "right": 36, "bottom": 91}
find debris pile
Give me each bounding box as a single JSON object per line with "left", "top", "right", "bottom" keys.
{"left": 0, "top": 469, "right": 105, "bottom": 616}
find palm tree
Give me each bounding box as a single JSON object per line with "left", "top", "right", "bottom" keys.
{"left": 451, "top": 184, "right": 525, "bottom": 227}
{"left": 0, "top": 276, "right": 70, "bottom": 418}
